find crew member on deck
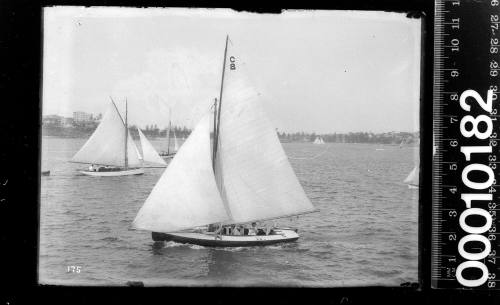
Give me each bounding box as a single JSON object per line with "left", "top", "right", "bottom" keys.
{"left": 265, "top": 224, "right": 271, "bottom": 235}
{"left": 214, "top": 223, "right": 223, "bottom": 239}
{"left": 248, "top": 222, "right": 258, "bottom": 236}
{"left": 232, "top": 225, "right": 241, "bottom": 236}
{"left": 208, "top": 223, "right": 216, "bottom": 232}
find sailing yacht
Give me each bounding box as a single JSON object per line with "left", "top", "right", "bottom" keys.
{"left": 404, "top": 162, "right": 419, "bottom": 189}
{"left": 313, "top": 136, "right": 325, "bottom": 144}
{"left": 399, "top": 137, "right": 405, "bottom": 148}
{"left": 137, "top": 128, "right": 167, "bottom": 167}
{"left": 70, "top": 99, "right": 144, "bottom": 176}
{"left": 133, "top": 36, "right": 316, "bottom": 247}
{"left": 160, "top": 110, "right": 179, "bottom": 158}
{"left": 404, "top": 136, "right": 430, "bottom": 189}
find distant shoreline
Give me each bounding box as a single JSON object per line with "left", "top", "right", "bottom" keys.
{"left": 42, "top": 126, "right": 419, "bottom": 145}
{"left": 41, "top": 135, "right": 419, "bottom": 146}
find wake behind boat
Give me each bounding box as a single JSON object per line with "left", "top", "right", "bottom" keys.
{"left": 70, "top": 99, "right": 144, "bottom": 176}
{"left": 132, "top": 36, "right": 317, "bottom": 247}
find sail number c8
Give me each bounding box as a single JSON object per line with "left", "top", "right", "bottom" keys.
{"left": 456, "top": 89, "right": 496, "bottom": 287}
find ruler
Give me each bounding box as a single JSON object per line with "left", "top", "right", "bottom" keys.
{"left": 433, "top": 0, "right": 500, "bottom": 289}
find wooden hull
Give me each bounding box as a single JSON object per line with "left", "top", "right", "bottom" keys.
{"left": 152, "top": 229, "right": 300, "bottom": 247}
{"left": 80, "top": 168, "right": 144, "bottom": 176}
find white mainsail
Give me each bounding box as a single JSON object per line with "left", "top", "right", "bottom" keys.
{"left": 133, "top": 115, "right": 229, "bottom": 232}
{"left": 214, "top": 40, "right": 315, "bottom": 224}
{"left": 137, "top": 128, "right": 167, "bottom": 166}
{"left": 71, "top": 102, "right": 141, "bottom": 167}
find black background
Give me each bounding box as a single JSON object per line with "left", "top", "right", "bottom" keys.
{"left": 0, "top": 0, "right": 498, "bottom": 304}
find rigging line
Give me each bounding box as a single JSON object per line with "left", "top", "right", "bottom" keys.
{"left": 109, "top": 96, "right": 126, "bottom": 126}
{"left": 287, "top": 145, "right": 331, "bottom": 160}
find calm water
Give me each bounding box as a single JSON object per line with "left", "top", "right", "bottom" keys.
{"left": 39, "top": 137, "right": 419, "bottom": 286}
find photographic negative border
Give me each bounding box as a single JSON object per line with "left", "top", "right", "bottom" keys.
{"left": 2, "top": 0, "right": 498, "bottom": 303}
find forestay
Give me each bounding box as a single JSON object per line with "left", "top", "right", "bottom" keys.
{"left": 214, "top": 40, "right": 315, "bottom": 224}
{"left": 71, "top": 102, "right": 141, "bottom": 167}
{"left": 133, "top": 115, "right": 229, "bottom": 232}
{"left": 137, "top": 128, "right": 167, "bottom": 166}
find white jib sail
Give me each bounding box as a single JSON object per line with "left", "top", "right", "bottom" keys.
{"left": 135, "top": 139, "right": 143, "bottom": 160}
{"left": 127, "top": 131, "right": 142, "bottom": 167}
{"left": 137, "top": 128, "right": 167, "bottom": 166}
{"left": 71, "top": 102, "right": 141, "bottom": 167}
{"left": 133, "top": 114, "right": 229, "bottom": 233}
{"left": 214, "top": 41, "right": 315, "bottom": 224}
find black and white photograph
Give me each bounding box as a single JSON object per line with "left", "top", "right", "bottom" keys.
{"left": 39, "top": 7, "right": 421, "bottom": 286}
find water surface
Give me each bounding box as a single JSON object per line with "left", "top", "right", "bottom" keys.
{"left": 40, "top": 137, "right": 419, "bottom": 286}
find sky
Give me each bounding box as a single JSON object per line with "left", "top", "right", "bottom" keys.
{"left": 43, "top": 7, "right": 422, "bottom": 133}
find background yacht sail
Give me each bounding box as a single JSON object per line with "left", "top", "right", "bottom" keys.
{"left": 71, "top": 102, "right": 141, "bottom": 167}
{"left": 137, "top": 128, "right": 167, "bottom": 166}
{"left": 173, "top": 129, "right": 179, "bottom": 152}
{"left": 133, "top": 114, "right": 229, "bottom": 232}
{"left": 214, "top": 39, "right": 315, "bottom": 224}
{"left": 404, "top": 163, "right": 419, "bottom": 186}
{"left": 135, "top": 141, "right": 143, "bottom": 161}
{"left": 314, "top": 137, "right": 324, "bottom": 144}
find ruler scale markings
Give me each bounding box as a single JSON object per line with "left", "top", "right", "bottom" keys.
{"left": 433, "top": 0, "right": 500, "bottom": 289}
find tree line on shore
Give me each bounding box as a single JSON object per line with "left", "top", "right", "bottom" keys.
{"left": 42, "top": 123, "right": 192, "bottom": 139}
{"left": 42, "top": 123, "right": 418, "bottom": 144}
{"left": 277, "top": 131, "right": 418, "bottom": 144}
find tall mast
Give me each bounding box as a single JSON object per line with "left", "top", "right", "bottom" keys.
{"left": 124, "top": 99, "right": 128, "bottom": 169}
{"left": 213, "top": 35, "right": 229, "bottom": 167}
{"left": 212, "top": 98, "right": 218, "bottom": 170}
{"left": 167, "top": 108, "right": 171, "bottom": 155}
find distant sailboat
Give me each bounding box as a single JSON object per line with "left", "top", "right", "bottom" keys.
{"left": 133, "top": 36, "right": 316, "bottom": 247}
{"left": 137, "top": 128, "right": 167, "bottom": 167}
{"left": 313, "top": 136, "right": 325, "bottom": 144}
{"left": 159, "top": 110, "right": 179, "bottom": 159}
{"left": 404, "top": 135, "right": 430, "bottom": 189}
{"left": 404, "top": 162, "right": 419, "bottom": 189}
{"left": 70, "top": 99, "right": 144, "bottom": 176}
{"left": 399, "top": 137, "right": 405, "bottom": 148}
